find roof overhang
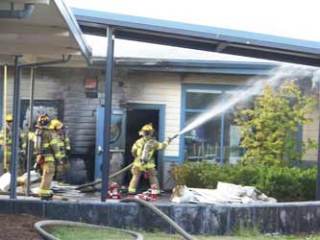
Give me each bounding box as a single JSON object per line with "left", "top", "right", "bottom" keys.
{"left": 74, "top": 8, "right": 320, "bottom": 67}
{"left": 92, "top": 57, "right": 278, "bottom": 75}
{"left": 0, "top": 0, "right": 91, "bottom": 66}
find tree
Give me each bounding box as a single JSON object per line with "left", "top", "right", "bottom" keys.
{"left": 236, "top": 81, "right": 316, "bottom": 166}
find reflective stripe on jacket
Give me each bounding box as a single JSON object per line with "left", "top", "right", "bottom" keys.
{"left": 34, "top": 127, "right": 55, "bottom": 162}
{"left": 131, "top": 137, "right": 168, "bottom": 170}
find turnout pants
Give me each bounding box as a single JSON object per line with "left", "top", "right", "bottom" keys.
{"left": 39, "top": 161, "right": 55, "bottom": 197}
{"left": 3, "top": 147, "right": 11, "bottom": 173}
{"left": 128, "top": 166, "right": 159, "bottom": 194}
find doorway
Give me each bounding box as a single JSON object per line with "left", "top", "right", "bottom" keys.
{"left": 124, "top": 103, "right": 165, "bottom": 191}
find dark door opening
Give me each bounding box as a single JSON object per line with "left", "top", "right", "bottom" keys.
{"left": 124, "top": 108, "right": 159, "bottom": 191}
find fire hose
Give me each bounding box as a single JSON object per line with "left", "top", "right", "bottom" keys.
{"left": 34, "top": 220, "right": 143, "bottom": 240}
{"left": 34, "top": 199, "right": 194, "bottom": 240}
{"left": 121, "top": 198, "right": 194, "bottom": 240}
{"left": 75, "top": 163, "right": 134, "bottom": 190}
{"left": 35, "top": 134, "right": 193, "bottom": 239}
{"left": 76, "top": 134, "right": 180, "bottom": 191}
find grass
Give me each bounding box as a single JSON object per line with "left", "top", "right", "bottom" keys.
{"left": 48, "top": 225, "right": 320, "bottom": 240}
{"left": 47, "top": 226, "right": 135, "bottom": 240}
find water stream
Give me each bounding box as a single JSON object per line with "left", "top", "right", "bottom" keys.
{"left": 177, "top": 65, "right": 320, "bottom": 137}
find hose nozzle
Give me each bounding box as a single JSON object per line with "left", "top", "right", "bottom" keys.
{"left": 168, "top": 134, "right": 179, "bottom": 143}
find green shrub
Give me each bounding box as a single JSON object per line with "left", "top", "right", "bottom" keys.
{"left": 235, "top": 82, "right": 316, "bottom": 167}
{"left": 170, "top": 162, "right": 316, "bottom": 202}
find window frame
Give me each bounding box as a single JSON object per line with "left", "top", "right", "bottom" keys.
{"left": 180, "top": 84, "right": 239, "bottom": 163}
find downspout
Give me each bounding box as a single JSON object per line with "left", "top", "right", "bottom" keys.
{"left": 0, "top": 3, "right": 35, "bottom": 19}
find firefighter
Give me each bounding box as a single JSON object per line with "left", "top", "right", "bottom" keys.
{"left": 0, "top": 114, "right": 13, "bottom": 173}
{"left": 34, "top": 114, "right": 55, "bottom": 200}
{"left": 0, "top": 114, "right": 26, "bottom": 174}
{"left": 49, "top": 119, "right": 71, "bottom": 182}
{"left": 128, "top": 123, "right": 171, "bottom": 195}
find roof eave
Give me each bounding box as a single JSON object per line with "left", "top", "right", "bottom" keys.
{"left": 91, "top": 57, "right": 278, "bottom": 75}
{"left": 73, "top": 8, "right": 320, "bottom": 67}
{"left": 54, "top": 0, "right": 92, "bottom": 65}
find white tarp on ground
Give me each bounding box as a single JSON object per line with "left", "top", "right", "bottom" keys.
{"left": 171, "top": 182, "right": 277, "bottom": 204}
{"left": 0, "top": 173, "right": 11, "bottom": 192}
{"left": 0, "top": 171, "right": 41, "bottom": 192}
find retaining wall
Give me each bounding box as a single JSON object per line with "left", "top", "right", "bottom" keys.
{"left": 1, "top": 199, "right": 320, "bottom": 235}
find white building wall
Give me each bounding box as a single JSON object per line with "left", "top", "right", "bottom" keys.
{"left": 116, "top": 71, "right": 181, "bottom": 157}
{"left": 3, "top": 67, "right": 318, "bottom": 163}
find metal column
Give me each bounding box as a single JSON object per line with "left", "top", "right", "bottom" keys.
{"left": 0, "top": 66, "right": 4, "bottom": 129}
{"left": 3, "top": 65, "right": 7, "bottom": 124}
{"left": 2, "top": 65, "right": 7, "bottom": 177}
{"left": 10, "top": 56, "right": 21, "bottom": 199}
{"left": 101, "top": 26, "right": 114, "bottom": 201}
{"left": 26, "top": 67, "right": 35, "bottom": 196}
{"left": 316, "top": 80, "right": 320, "bottom": 200}
{"left": 220, "top": 113, "right": 225, "bottom": 164}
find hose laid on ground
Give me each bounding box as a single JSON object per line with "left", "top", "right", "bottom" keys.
{"left": 121, "top": 198, "right": 194, "bottom": 240}
{"left": 34, "top": 220, "right": 143, "bottom": 240}
{"left": 76, "top": 163, "right": 133, "bottom": 190}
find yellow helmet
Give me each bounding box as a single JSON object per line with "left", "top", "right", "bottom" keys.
{"left": 5, "top": 114, "right": 13, "bottom": 122}
{"left": 49, "top": 119, "right": 63, "bottom": 130}
{"left": 139, "top": 123, "right": 154, "bottom": 136}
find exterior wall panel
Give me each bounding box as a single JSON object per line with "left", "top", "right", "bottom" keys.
{"left": 2, "top": 67, "right": 318, "bottom": 163}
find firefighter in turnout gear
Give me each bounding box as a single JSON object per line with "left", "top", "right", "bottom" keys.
{"left": 0, "top": 114, "right": 13, "bottom": 173}
{"left": 49, "top": 119, "right": 71, "bottom": 182}
{"left": 128, "top": 123, "right": 171, "bottom": 195}
{"left": 34, "top": 114, "right": 55, "bottom": 200}
{"left": 0, "top": 114, "right": 26, "bottom": 174}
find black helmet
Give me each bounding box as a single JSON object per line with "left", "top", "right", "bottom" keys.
{"left": 37, "top": 114, "right": 50, "bottom": 126}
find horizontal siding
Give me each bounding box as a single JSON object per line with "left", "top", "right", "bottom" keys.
{"left": 3, "top": 67, "right": 318, "bottom": 163}
{"left": 123, "top": 72, "right": 181, "bottom": 157}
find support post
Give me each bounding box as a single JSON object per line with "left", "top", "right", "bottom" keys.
{"left": 10, "top": 56, "right": 21, "bottom": 199}
{"left": 220, "top": 113, "right": 225, "bottom": 164}
{"left": 101, "top": 26, "right": 114, "bottom": 201}
{"left": 3, "top": 65, "right": 7, "bottom": 172}
{"left": 26, "top": 67, "right": 35, "bottom": 196}
{"left": 0, "top": 66, "right": 4, "bottom": 130}
{"left": 316, "top": 80, "right": 320, "bottom": 200}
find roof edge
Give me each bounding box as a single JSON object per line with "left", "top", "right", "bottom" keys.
{"left": 54, "top": 0, "right": 92, "bottom": 65}
{"left": 93, "top": 57, "right": 279, "bottom": 75}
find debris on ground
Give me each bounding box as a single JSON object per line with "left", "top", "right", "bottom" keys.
{"left": 0, "top": 171, "right": 41, "bottom": 192}
{"left": 31, "top": 181, "right": 84, "bottom": 199}
{"left": 171, "top": 182, "right": 277, "bottom": 204}
{"left": 0, "top": 172, "right": 11, "bottom": 192}
{"left": 0, "top": 214, "right": 42, "bottom": 240}
{"left": 18, "top": 171, "right": 41, "bottom": 185}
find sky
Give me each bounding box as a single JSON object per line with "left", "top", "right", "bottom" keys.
{"left": 66, "top": 0, "right": 320, "bottom": 62}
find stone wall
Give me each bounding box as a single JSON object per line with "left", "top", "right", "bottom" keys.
{"left": 1, "top": 198, "right": 320, "bottom": 235}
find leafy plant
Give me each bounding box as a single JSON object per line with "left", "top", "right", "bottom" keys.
{"left": 171, "top": 162, "right": 317, "bottom": 201}
{"left": 235, "top": 81, "right": 316, "bottom": 166}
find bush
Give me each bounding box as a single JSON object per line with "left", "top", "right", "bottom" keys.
{"left": 170, "top": 162, "right": 317, "bottom": 202}
{"left": 235, "top": 82, "right": 316, "bottom": 166}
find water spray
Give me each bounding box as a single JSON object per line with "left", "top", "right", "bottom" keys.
{"left": 167, "top": 65, "right": 320, "bottom": 141}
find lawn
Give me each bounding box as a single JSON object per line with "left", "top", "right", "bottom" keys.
{"left": 48, "top": 226, "right": 320, "bottom": 240}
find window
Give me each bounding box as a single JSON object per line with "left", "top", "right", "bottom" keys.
{"left": 181, "top": 85, "right": 244, "bottom": 164}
